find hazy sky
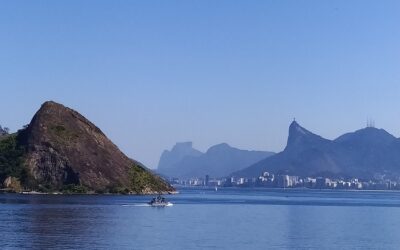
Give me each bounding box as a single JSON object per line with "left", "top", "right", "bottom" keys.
{"left": 1, "top": 1, "right": 400, "bottom": 168}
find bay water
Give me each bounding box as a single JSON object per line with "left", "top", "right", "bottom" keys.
{"left": 1, "top": 188, "right": 400, "bottom": 249}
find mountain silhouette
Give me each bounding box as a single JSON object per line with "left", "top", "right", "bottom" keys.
{"left": 158, "top": 142, "right": 203, "bottom": 173}
{"left": 234, "top": 121, "right": 400, "bottom": 179}
{"left": 157, "top": 143, "right": 274, "bottom": 178}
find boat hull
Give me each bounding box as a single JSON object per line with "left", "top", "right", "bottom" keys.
{"left": 149, "top": 202, "right": 173, "bottom": 207}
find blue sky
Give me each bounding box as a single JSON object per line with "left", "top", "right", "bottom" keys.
{"left": 1, "top": 1, "right": 399, "bottom": 168}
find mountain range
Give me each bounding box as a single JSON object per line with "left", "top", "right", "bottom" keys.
{"left": 0, "top": 101, "right": 174, "bottom": 194}
{"left": 158, "top": 142, "right": 274, "bottom": 178}
{"left": 234, "top": 121, "right": 400, "bottom": 179}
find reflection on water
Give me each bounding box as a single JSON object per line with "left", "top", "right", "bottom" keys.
{"left": 1, "top": 189, "right": 400, "bottom": 249}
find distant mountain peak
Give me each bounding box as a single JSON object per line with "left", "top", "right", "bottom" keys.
{"left": 172, "top": 142, "right": 195, "bottom": 151}
{"left": 206, "top": 143, "right": 232, "bottom": 153}
{"left": 289, "top": 121, "right": 308, "bottom": 135}
{"left": 158, "top": 141, "right": 202, "bottom": 170}
{"left": 287, "top": 121, "right": 327, "bottom": 149}
{"left": 355, "top": 127, "right": 392, "bottom": 137}
{"left": 335, "top": 126, "right": 396, "bottom": 146}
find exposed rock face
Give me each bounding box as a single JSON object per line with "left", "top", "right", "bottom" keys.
{"left": 17, "top": 101, "right": 173, "bottom": 193}
{"left": 3, "top": 176, "right": 22, "bottom": 192}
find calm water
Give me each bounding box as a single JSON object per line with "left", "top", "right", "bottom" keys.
{"left": 1, "top": 188, "right": 400, "bottom": 249}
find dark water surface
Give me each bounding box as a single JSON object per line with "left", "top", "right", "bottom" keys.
{"left": 1, "top": 188, "right": 400, "bottom": 249}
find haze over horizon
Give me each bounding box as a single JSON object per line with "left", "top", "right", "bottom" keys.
{"left": 1, "top": 1, "right": 400, "bottom": 168}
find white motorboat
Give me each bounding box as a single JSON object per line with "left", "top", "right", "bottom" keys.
{"left": 148, "top": 195, "right": 173, "bottom": 207}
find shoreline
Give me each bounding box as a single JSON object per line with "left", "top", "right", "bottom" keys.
{"left": 174, "top": 186, "right": 400, "bottom": 193}
{"left": 0, "top": 189, "right": 179, "bottom": 196}
{"left": 4, "top": 186, "right": 400, "bottom": 195}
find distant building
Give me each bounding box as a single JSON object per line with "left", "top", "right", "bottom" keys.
{"left": 277, "top": 175, "right": 290, "bottom": 188}
{"left": 189, "top": 178, "right": 203, "bottom": 186}
{"left": 316, "top": 177, "right": 330, "bottom": 189}
{"left": 288, "top": 176, "right": 299, "bottom": 187}
{"left": 208, "top": 179, "right": 221, "bottom": 186}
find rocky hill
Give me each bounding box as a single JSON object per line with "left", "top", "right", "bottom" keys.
{"left": 0, "top": 101, "right": 174, "bottom": 194}
{"left": 233, "top": 121, "right": 400, "bottom": 179}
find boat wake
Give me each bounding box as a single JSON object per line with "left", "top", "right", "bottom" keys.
{"left": 121, "top": 204, "right": 151, "bottom": 207}
{"left": 122, "top": 203, "right": 174, "bottom": 207}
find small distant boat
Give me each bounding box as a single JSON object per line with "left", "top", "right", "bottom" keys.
{"left": 148, "top": 195, "right": 173, "bottom": 207}
{"left": 215, "top": 186, "right": 218, "bottom": 191}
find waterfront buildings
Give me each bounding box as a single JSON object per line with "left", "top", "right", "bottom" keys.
{"left": 167, "top": 172, "right": 400, "bottom": 191}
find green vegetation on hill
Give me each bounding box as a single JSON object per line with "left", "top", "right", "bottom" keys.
{"left": 129, "top": 165, "right": 169, "bottom": 194}
{"left": 0, "top": 125, "right": 10, "bottom": 136}
{"left": 50, "top": 124, "right": 79, "bottom": 142}
{"left": 0, "top": 133, "right": 27, "bottom": 185}
{"left": 60, "top": 184, "right": 89, "bottom": 194}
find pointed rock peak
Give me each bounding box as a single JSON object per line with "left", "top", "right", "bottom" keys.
{"left": 37, "top": 101, "right": 76, "bottom": 117}
{"left": 290, "top": 119, "right": 299, "bottom": 127}
{"left": 38, "top": 101, "right": 70, "bottom": 113}
{"left": 286, "top": 120, "right": 328, "bottom": 148}
{"left": 29, "top": 100, "right": 105, "bottom": 137}
{"left": 289, "top": 120, "right": 312, "bottom": 136}
{"left": 42, "top": 100, "right": 62, "bottom": 107}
